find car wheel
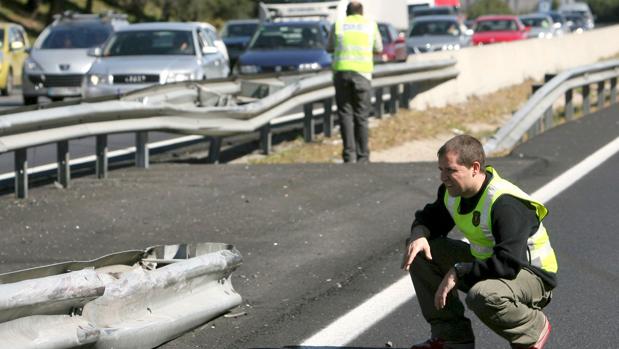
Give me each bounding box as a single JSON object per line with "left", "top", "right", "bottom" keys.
{"left": 23, "top": 95, "right": 38, "bottom": 105}
{"left": 1, "top": 70, "right": 13, "bottom": 96}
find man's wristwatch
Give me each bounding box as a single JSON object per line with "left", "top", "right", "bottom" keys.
{"left": 453, "top": 262, "right": 467, "bottom": 279}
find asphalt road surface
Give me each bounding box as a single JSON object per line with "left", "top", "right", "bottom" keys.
{"left": 0, "top": 104, "right": 617, "bottom": 348}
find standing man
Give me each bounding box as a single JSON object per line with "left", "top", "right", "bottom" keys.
{"left": 327, "top": 1, "right": 382, "bottom": 163}
{"left": 402, "top": 135, "right": 557, "bottom": 349}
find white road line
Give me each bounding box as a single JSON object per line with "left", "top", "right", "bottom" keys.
{"left": 300, "top": 276, "right": 414, "bottom": 347}
{"left": 300, "top": 135, "right": 619, "bottom": 347}
{"left": 531, "top": 136, "right": 619, "bottom": 202}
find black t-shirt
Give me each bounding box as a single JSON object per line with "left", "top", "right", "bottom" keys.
{"left": 412, "top": 173, "right": 557, "bottom": 289}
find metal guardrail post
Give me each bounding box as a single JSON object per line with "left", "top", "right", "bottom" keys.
{"left": 208, "top": 137, "right": 222, "bottom": 164}
{"left": 323, "top": 98, "right": 333, "bottom": 137}
{"left": 260, "top": 124, "right": 272, "bottom": 155}
{"left": 96, "top": 135, "right": 108, "bottom": 179}
{"left": 543, "top": 107, "right": 553, "bottom": 131}
{"left": 14, "top": 149, "right": 27, "bottom": 199}
{"left": 400, "top": 83, "right": 413, "bottom": 109}
{"left": 582, "top": 84, "right": 591, "bottom": 115}
{"left": 611, "top": 77, "right": 617, "bottom": 104}
{"left": 389, "top": 85, "right": 400, "bottom": 115}
{"left": 597, "top": 81, "right": 605, "bottom": 110}
{"left": 303, "top": 102, "right": 315, "bottom": 142}
{"left": 57, "top": 140, "right": 70, "bottom": 188}
{"left": 374, "top": 87, "right": 384, "bottom": 119}
{"left": 135, "top": 131, "right": 149, "bottom": 169}
{"left": 565, "top": 89, "right": 574, "bottom": 121}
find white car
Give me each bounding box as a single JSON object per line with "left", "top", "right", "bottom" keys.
{"left": 83, "top": 22, "right": 229, "bottom": 98}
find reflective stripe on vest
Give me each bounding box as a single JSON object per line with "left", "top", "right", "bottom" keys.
{"left": 444, "top": 166, "right": 558, "bottom": 274}
{"left": 333, "top": 15, "right": 375, "bottom": 73}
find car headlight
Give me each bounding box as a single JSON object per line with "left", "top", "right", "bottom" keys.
{"left": 166, "top": 72, "right": 192, "bottom": 83}
{"left": 298, "top": 63, "right": 321, "bottom": 71}
{"left": 240, "top": 65, "right": 259, "bottom": 74}
{"left": 87, "top": 73, "right": 112, "bottom": 86}
{"left": 25, "top": 58, "right": 44, "bottom": 72}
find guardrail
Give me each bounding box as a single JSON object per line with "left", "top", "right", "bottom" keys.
{"left": 484, "top": 59, "right": 619, "bottom": 155}
{"left": 0, "top": 60, "right": 458, "bottom": 198}
{"left": 0, "top": 242, "right": 242, "bottom": 349}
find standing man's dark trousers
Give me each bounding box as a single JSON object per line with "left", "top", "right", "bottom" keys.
{"left": 334, "top": 71, "right": 371, "bottom": 163}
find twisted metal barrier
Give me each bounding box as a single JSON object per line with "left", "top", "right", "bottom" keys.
{"left": 0, "top": 60, "right": 458, "bottom": 198}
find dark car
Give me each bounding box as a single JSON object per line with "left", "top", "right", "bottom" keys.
{"left": 236, "top": 20, "right": 331, "bottom": 75}
{"left": 220, "top": 19, "right": 259, "bottom": 68}
{"left": 376, "top": 22, "right": 407, "bottom": 63}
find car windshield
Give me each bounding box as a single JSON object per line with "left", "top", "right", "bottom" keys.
{"left": 40, "top": 25, "right": 112, "bottom": 49}
{"left": 474, "top": 20, "right": 518, "bottom": 32}
{"left": 104, "top": 30, "right": 195, "bottom": 56}
{"left": 249, "top": 25, "right": 324, "bottom": 49}
{"left": 410, "top": 21, "right": 459, "bottom": 36}
{"left": 413, "top": 8, "right": 453, "bottom": 17}
{"left": 521, "top": 17, "right": 551, "bottom": 28}
{"left": 222, "top": 23, "right": 258, "bottom": 38}
{"left": 565, "top": 14, "right": 585, "bottom": 23}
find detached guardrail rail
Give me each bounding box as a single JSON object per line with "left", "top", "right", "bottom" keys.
{"left": 0, "top": 242, "right": 242, "bottom": 349}
{"left": 0, "top": 60, "right": 458, "bottom": 198}
{"left": 484, "top": 59, "right": 619, "bottom": 155}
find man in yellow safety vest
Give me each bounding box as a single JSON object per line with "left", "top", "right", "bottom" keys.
{"left": 402, "top": 135, "right": 557, "bottom": 349}
{"left": 327, "top": 1, "right": 382, "bottom": 163}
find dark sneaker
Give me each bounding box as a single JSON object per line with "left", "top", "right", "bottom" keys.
{"left": 411, "top": 338, "right": 474, "bottom": 349}
{"left": 512, "top": 316, "right": 552, "bottom": 349}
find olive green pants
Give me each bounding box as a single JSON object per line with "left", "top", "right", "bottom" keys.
{"left": 409, "top": 238, "right": 552, "bottom": 346}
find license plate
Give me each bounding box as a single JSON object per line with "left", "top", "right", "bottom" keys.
{"left": 48, "top": 87, "right": 81, "bottom": 96}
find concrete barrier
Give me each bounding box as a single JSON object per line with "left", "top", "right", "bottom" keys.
{"left": 407, "top": 25, "right": 619, "bottom": 109}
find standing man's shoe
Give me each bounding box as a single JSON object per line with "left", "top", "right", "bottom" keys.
{"left": 411, "top": 338, "right": 474, "bottom": 349}
{"left": 511, "top": 316, "right": 552, "bottom": 349}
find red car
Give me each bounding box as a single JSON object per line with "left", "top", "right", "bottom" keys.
{"left": 472, "top": 15, "right": 529, "bottom": 45}
{"left": 375, "top": 22, "right": 408, "bottom": 63}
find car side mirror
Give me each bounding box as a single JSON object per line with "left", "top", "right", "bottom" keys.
{"left": 395, "top": 33, "right": 406, "bottom": 44}
{"left": 202, "top": 46, "right": 219, "bottom": 55}
{"left": 87, "top": 47, "right": 103, "bottom": 57}
{"left": 524, "top": 26, "right": 531, "bottom": 32}
{"left": 10, "top": 41, "right": 24, "bottom": 51}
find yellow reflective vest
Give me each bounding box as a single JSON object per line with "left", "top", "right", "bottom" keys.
{"left": 333, "top": 15, "right": 377, "bottom": 73}
{"left": 443, "top": 166, "right": 558, "bottom": 274}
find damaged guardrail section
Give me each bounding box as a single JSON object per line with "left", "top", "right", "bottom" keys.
{"left": 0, "top": 242, "right": 242, "bottom": 348}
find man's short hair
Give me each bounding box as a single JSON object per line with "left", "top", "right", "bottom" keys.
{"left": 438, "top": 134, "right": 486, "bottom": 171}
{"left": 346, "top": 1, "right": 363, "bottom": 16}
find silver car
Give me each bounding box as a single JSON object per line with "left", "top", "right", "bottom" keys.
{"left": 22, "top": 12, "right": 128, "bottom": 105}
{"left": 407, "top": 15, "right": 471, "bottom": 54}
{"left": 83, "top": 22, "right": 229, "bottom": 98}
{"left": 520, "top": 14, "right": 555, "bottom": 39}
